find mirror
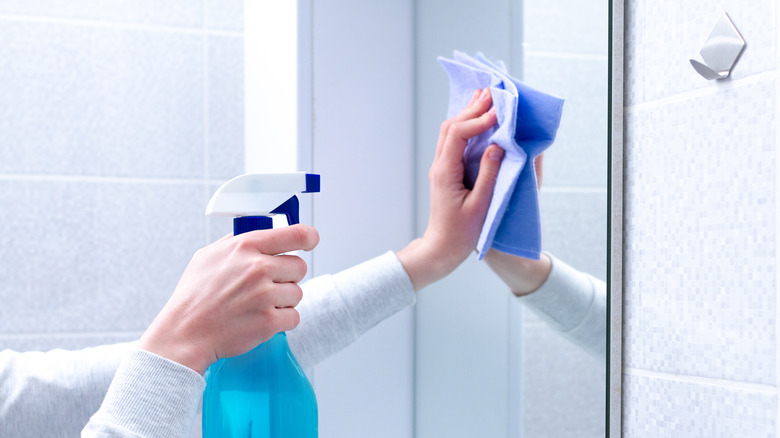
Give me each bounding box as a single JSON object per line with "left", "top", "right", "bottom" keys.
{"left": 412, "top": 1, "right": 615, "bottom": 437}
{"left": 0, "top": 0, "right": 619, "bottom": 435}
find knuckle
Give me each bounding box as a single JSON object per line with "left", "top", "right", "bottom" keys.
{"left": 289, "top": 225, "right": 308, "bottom": 247}
{"left": 290, "top": 310, "right": 301, "bottom": 328}
{"left": 449, "top": 121, "right": 467, "bottom": 138}
{"left": 439, "top": 119, "right": 453, "bottom": 137}
{"left": 292, "top": 224, "right": 307, "bottom": 241}
{"left": 293, "top": 256, "right": 308, "bottom": 278}
{"left": 233, "top": 236, "right": 253, "bottom": 253}
{"left": 308, "top": 227, "right": 320, "bottom": 249}
{"left": 292, "top": 284, "right": 304, "bottom": 304}
{"left": 249, "top": 257, "right": 272, "bottom": 278}
{"left": 259, "top": 305, "right": 276, "bottom": 321}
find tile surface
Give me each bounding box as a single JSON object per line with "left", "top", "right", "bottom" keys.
{"left": 0, "top": 0, "right": 202, "bottom": 27}
{"left": 207, "top": 35, "right": 244, "bottom": 180}
{"left": 0, "top": 21, "right": 205, "bottom": 178}
{"left": 0, "top": 180, "right": 207, "bottom": 334}
{"left": 205, "top": 0, "right": 243, "bottom": 31}
{"left": 521, "top": 322, "right": 606, "bottom": 438}
{"left": 624, "top": 80, "right": 776, "bottom": 384}
{"left": 525, "top": 55, "right": 609, "bottom": 188}
{"left": 625, "top": 0, "right": 776, "bottom": 106}
{"left": 623, "top": 373, "right": 776, "bottom": 438}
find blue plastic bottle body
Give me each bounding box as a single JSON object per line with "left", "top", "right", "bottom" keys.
{"left": 202, "top": 333, "right": 317, "bottom": 437}
{"left": 202, "top": 214, "right": 318, "bottom": 437}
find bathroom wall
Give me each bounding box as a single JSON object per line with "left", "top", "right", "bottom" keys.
{"left": 414, "top": 0, "right": 608, "bottom": 437}
{"left": 0, "top": 3, "right": 243, "bottom": 436}
{"left": 0, "top": 3, "right": 243, "bottom": 350}
{"left": 623, "top": 0, "right": 778, "bottom": 436}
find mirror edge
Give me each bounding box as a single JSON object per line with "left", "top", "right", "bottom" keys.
{"left": 607, "top": 0, "right": 625, "bottom": 437}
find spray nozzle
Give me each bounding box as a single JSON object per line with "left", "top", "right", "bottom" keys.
{"left": 206, "top": 173, "right": 320, "bottom": 231}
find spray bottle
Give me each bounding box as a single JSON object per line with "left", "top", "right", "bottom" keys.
{"left": 202, "top": 172, "right": 320, "bottom": 437}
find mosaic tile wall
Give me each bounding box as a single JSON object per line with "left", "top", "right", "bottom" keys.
{"left": 623, "top": 0, "right": 779, "bottom": 435}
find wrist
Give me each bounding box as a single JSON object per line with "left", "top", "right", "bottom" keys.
{"left": 139, "top": 321, "right": 214, "bottom": 375}
{"left": 484, "top": 249, "right": 552, "bottom": 296}
{"left": 396, "top": 237, "right": 459, "bottom": 292}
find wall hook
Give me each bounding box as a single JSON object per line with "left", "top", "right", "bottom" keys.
{"left": 689, "top": 12, "right": 745, "bottom": 80}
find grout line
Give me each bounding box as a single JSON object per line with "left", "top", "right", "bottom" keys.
{"left": 0, "top": 331, "right": 143, "bottom": 339}
{"left": 626, "top": 71, "right": 777, "bottom": 114}
{"left": 624, "top": 367, "right": 777, "bottom": 394}
{"left": 0, "top": 173, "right": 227, "bottom": 186}
{"left": 0, "top": 13, "right": 242, "bottom": 37}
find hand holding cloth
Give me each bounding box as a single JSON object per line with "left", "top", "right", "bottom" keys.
{"left": 438, "top": 51, "right": 564, "bottom": 260}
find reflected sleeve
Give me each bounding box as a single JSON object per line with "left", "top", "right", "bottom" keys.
{"left": 516, "top": 254, "right": 607, "bottom": 357}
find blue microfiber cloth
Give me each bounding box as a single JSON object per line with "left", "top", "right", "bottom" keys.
{"left": 438, "top": 51, "right": 564, "bottom": 260}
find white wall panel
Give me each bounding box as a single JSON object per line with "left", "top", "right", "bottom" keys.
{"left": 309, "top": 1, "right": 415, "bottom": 437}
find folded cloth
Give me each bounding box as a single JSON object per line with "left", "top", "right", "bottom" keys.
{"left": 438, "top": 51, "right": 564, "bottom": 260}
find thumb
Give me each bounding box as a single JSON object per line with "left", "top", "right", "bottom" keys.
{"left": 469, "top": 144, "right": 503, "bottom": 210}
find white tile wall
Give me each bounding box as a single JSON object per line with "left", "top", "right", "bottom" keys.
{"left": 623, "top": 373, "right": 776, "bottom": 437}
{"left": 0, "top": 21, "right": 205, "bottom": 178}
{"left": 625, "top": 0, "right": 776, "bottom": 106}
{"left": 525, "top": 55, "right": 609, "bottom": 188}
{"left": 0, "top": 1, "right": 203, "bottom": 27}
{"left": 0, "top": 4, "right": 243, "bottom": 359}
{"left": 625, "top": 81, "right": 776, "bottom": 385}
{"left": 623, "top": 0, "right": 780, "bottom": 435}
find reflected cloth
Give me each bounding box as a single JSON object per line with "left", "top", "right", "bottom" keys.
{"left": 438, "top": 51, "right": 564, "bottom": 260}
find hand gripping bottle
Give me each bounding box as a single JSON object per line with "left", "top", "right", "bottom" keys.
{"left": 202, "top": 172, "right": 320, "bottom": 437}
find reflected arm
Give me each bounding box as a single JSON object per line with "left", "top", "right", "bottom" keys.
{"left": 485, "top": 250, "right": 607, "bottom": 357}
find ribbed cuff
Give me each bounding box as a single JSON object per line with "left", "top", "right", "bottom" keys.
{"left": 87, "top": 349, "right": 206, "bottom": 438}
{"left": 517, "top": 253, "right": 595, "bottom": 332}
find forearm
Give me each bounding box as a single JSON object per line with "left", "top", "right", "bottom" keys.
{"left": 515, "top": 254, "right": 607, "bottom": 357}
{"left": 288, "top": 251, "right": 416, "bottom": 369}
{"left": 83, "top": 349, "right": 205, "bottom": 438}
{"left": 0, "top": 343, "right": 131, "bottom": 438}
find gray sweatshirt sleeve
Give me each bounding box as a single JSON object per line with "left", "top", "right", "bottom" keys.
{"left": 517, "top": 254, "right": 607, "bottom": 357}
{"left": 82, "top": 349, "right": 205, "bottom": 438}
{"left": 288, "top": 251, "right": 417, "bottom": 369}
{"left": 0, "top": 343, "right": 130, "bottom": 438}
{"left": 2, "top": 252, "right": 415, "bottom": 437}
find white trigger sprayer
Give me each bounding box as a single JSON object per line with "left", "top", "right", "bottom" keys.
{"left": 202, "top": 172, "right": 320, "bottom": 437}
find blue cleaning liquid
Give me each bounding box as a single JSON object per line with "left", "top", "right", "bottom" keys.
{"left": 202, "top": 332, "right": 318, "bottom": 437}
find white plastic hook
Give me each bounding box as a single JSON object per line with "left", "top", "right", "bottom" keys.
{"left": 689, "top": 12, "right": 745, "bottom": 80}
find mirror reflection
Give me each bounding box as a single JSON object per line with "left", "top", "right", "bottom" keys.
{"left": 413, "top": 1, "right": 608, "bottom": 437}
{"left": 0, "top": 1, "right": 609, "bottom": 437}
